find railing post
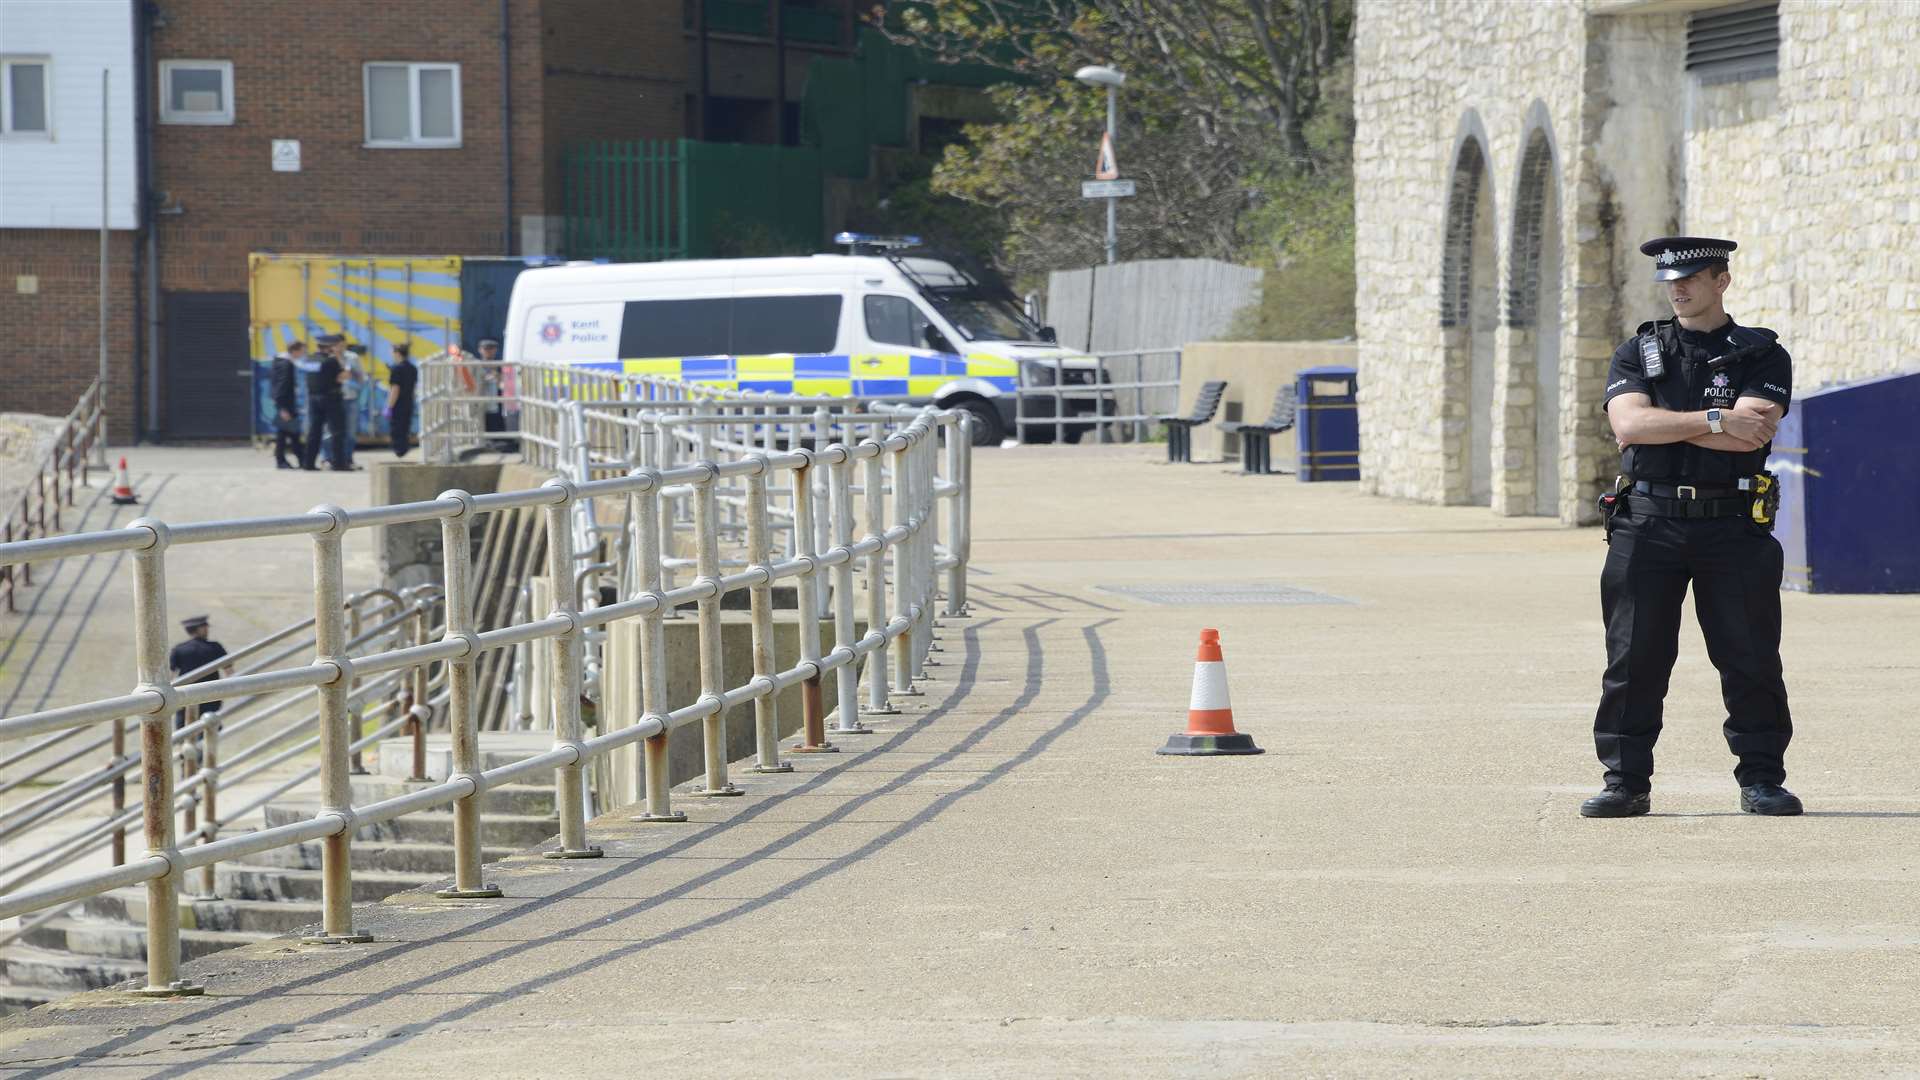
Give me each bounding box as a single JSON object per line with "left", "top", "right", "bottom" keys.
{"left": 745, "top": 457, "right": 790, "bottom": 775}
{"left": 437, "top": 490, "right": 503, "bottom": 896}
{"left": 110, "top": 716, "right": 127, "bottom": 865}
{"left": 861, "top": 442, "right": 896, "bottom": 716}
{"left": 199, "top": 709, "right": 219, "bottom": 897}
{"left": 788, "top": 452, "right": 836, "bottom": 754}
{"left": 913, "top": 429, "right": 936, "bottom": 680}
{"left": 827, "top": 448, "right": 870, "bottom": 735}
{"left": 305, "top": 504, "right": 372, "bottom": 944}
{"left": 890, "top": 435, "right": 919, "bottom": 698}
{"left": 345, "top": 603, "right": 368, "bottom": 775}
{"left": 127, "top": 518, "right": 202, "bottom": 995}
{"left": 542, "top": 479, "right": 604, "bottom": 857}
{"left": 630, "top": 469, "right": 686, "bottom": 823}
{"left": 944, "top": 416, "right": 969, "bottom": 617}
{"left": 407, "top": 599, "right": 430, "bottom": 783}
{"left": 690, "top": 464, "right": 742, "bottom": 797}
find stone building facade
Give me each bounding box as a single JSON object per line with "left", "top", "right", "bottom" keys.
{"left": 1353, "top": 0, "right": 1920, "bottom": 523}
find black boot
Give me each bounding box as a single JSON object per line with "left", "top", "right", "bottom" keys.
{"left": 1740, "top": 784, "right": 1803, "bottom": 816}
{"left": 1580, "top": 785, "right": 1650, "bottom": 818}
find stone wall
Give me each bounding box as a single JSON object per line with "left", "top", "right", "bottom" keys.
{"left": 1684, "top": 2, "right": 1920, "bottom": 390}
{"left": 1353, "top": 0, "right": 1920, "bottom": 524}
{"left": 1353, "top": 0, "right": 1604, "bottom": 521}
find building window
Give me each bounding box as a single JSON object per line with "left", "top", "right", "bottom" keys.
{"left": 159, "top": 60, "right": 234, "bottom": 125}
{"left": 1, "top": 57, "right": 51, "bottom": 137}
{"left": 1687, "top": 2, "right": 1779, "bottom": 85}
{"left": 363, "top": 62, "right": 460, "bottom": 148}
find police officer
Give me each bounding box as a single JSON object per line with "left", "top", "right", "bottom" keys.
{"left": 1583, "top": 236, "right": 1799, "bottom": 818}
{"left": 168, "top": 615, "right": 230, "bottom": 729}
{"left": 300, "top": 333, "right": 349, "bottom": 471}
{"left": 270, "top": 340, "right": 306, "bottom": 469}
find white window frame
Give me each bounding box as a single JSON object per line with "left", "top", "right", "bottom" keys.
{"left": 362, "top": 62, "right": 461, "bottom": 149}
{"left": 158, "top": 60, "right": 235, "bottom": 125}
{"left": 0, "top": 56, "right": 53, "bottom": 139}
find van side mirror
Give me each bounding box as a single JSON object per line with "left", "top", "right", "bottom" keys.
{"left": 1039, "top": 325, "right": 1058, "bottom": 344}
{"left": 923, "top": 325, "right": 957, "bottom": 354}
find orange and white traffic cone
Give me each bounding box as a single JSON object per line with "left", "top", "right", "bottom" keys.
{"left": 1157, "top": 628, "right": 1263, "bottom": 756}
{"left": 109, "top": 456, "right": 139, "bottom": 506}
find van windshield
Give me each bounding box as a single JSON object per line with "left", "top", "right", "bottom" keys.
{"left": 894, "top": 256, "right": 1045, "bottom": 343}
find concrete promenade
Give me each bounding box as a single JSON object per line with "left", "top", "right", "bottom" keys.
{"left": 3, "top": 445, "right": 1920, "bottom": 1076}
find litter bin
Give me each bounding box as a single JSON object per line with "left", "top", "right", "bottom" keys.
{"left": 1769, "top": 370, "right": 1920, "bottom": 593}
{"left": 1295, "top": 365, "right": 1360, "bottom": 481}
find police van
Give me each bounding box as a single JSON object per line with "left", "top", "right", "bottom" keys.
{"left": 500, "top": 236, "right": 1105, "bottom": 444}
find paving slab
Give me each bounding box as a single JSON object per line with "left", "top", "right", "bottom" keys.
{"left": 1, "top": 445, "right": 1918, "bottom": 1077}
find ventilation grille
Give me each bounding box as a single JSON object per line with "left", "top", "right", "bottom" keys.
{"left": 1687, "top": 2, "right": 1780, "bottom": 85}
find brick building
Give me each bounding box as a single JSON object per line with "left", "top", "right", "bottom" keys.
{"left": 1353, "top": 0, "right": 1920, "bottom": 523}
{"left": 0, "top": 0, "right": 858, "bottom": 441}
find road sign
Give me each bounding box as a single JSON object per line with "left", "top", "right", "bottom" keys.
{"left": 1081, "top": 179, "right": 1137, "bottom": 199}
{"left": 1094, "top": 132, "right": 1119, "bottom": 180}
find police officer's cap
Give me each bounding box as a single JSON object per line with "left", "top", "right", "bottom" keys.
{"left": 1640, "top": 236, "right": 1737, "bottom": 282}
{"left": 478, "top": 338, "right": 500, "bottom": 348}
{"left": 316, "top": 332, "right": 345, "bottom": 346}
{"left": 180, "top": 614, "right": 210, "bottom": 631}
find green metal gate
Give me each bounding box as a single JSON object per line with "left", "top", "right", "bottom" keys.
{"left": 563, "top": 140, "right": 689, "bottom": 263}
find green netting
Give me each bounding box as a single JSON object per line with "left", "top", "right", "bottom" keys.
{"left": 684, "top": 141, "right": 824, "bottom": 257}
{"left": 801, "top": 28, "right": 1007, "bottom": 180}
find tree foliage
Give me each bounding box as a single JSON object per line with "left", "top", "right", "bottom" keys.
{"left": 880, "top": 1, "right": 1355, "bottom": 330}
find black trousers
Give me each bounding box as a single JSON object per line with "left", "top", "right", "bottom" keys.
{"left": 1595, "top": 503, "right": 1792, "bottom": 792}
{"left": 273, "top": 411, "right": 304, "bottom": 466}
{"left": 390, "top": 403, "right": 414, "bottom": 458}
{"left": 301, "top": 397, "right": 347, "bottom": 469}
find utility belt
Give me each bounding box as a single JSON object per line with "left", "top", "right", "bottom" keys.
{"left": 1597, "top": 473, "right": 1780, "bottom": 537}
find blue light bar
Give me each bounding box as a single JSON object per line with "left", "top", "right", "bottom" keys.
{"left": 834, "top": 232, "right": 922, "bottom": 251}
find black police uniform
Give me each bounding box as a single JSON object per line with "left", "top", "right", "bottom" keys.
{"left": 388, "top": 356, "right": 418, "bottom": 458}
{"left": 301, "top": 347, "right": 347, "bottom": 470}
{"left": 168, "top": 634, "right": 228, "bottom": 728}
{"left": 1594, "top": 256, "right": 1794, "bottom": 802}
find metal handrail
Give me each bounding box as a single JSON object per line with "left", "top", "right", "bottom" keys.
{"left": 0, "top": 598, "right": 432, "bottom": 912}
{"left": 1015, "top": 348, "right": 1182, "bottom": 445}
{"left": 0, "top": 375, "right": 973, "bottom": 997}
{"left": 1, "top": 380, "right": 105, "bottom": 613}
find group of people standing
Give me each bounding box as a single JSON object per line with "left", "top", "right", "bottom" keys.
{"left": 268, "top": 334, "right": 418, "bottom": 471}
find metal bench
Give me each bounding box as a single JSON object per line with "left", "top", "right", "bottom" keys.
{"left": 1156, "top": 380, "right": 1227, "bottom": 463}
{"left": 1218, "top": 385, "right": 1298, "bottom": 475}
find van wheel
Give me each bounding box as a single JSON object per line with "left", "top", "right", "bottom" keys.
{"left": 950, "top": 399, "right": 1004, "bottom": 446}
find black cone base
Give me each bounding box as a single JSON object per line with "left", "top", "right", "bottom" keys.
{"left": 1156, "top": 732, "right": 1264, "bottom": 756}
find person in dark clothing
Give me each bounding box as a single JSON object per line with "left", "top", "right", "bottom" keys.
{"left": 300, "top": 333, "right": 349, "bottom": 471}
{"left": 385, "top": 343, "right": 418, "bottom": 458}
{"left": 270, "top": 340, "right": 306, "bottom": 469}
{"left": 168, "top": 615, "right": 230, "bottom": 729}
{"left": 1583, "top": 236, "right": 1800, "bottom": 820}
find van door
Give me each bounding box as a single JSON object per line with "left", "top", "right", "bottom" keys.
{"left": 858, "top": 294, "right": 964, "bottom": 397}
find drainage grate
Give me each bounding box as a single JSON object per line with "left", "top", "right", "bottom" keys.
{"left": 1096, "top": 583, "right": 1351, "bottom": 606}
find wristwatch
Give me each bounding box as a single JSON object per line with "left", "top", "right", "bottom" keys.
{"left": 1706, "top": 408, "right": 1723, "bottom": 434}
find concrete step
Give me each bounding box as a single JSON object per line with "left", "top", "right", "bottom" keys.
{"left": 0, "top": 979, "right": 62, "bottom": 1017}
{"left": 215, "top": 863, "right": 441, "bottom": 904}
{"left": 374, "top": 732, "right": 560, "bottom": 783}
{"left": 240, "top": 838, "right": 520, "bottom": 875}
{"left": 348, "top": 775, "right": 558, "bottom": 816}
{"left": 83, "top": 887, "right": 325, "bottom": 936}
{"left": 0, "top": 943, "right": 145, "bottom": 993}
{"left": 20, "top": 916, "right": 269, "bottom": 963}
{"left": 263, "top": 804, "right": 558, "bottom": 848}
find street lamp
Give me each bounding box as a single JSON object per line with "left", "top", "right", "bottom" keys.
{"left": 1075, "top": 65, "right": 1126, "bottom": 265}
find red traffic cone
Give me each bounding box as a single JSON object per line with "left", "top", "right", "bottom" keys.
{"left": 109, "top": 456, "right": 139, "bottom": 506}
{"left": 1157, "top": 628, "right": 1262, "bottom": 756}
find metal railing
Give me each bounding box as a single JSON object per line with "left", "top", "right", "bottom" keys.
{"left": 2, "top": 381, "right": 105, "bottom": 612}
{"left": 0, "top": 586, "right": 439, "bottom": 950}
{"left": 0, "top": 376, "right": 972, "bottom": 995}
{"left": 1014, "top": 348, "right": 1182, "bottom": 445}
